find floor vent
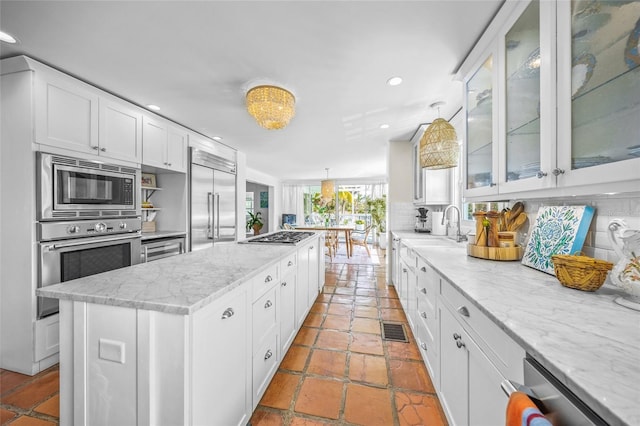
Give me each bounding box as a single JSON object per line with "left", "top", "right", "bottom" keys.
{"left": 381, "top": 322, "right": 408, "bottom": 343}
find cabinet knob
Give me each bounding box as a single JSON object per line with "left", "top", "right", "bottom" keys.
{"left": 552, "top": 168, "right": 565, "bottom": 176}
{"left": 490, "top": 182, "right": 497, "bottom": 187}
{"left": 402, "top": 268, "right": 408, "bottom": 273}
{"left": 421, "top": 312, "right": 427, "bottom": 319}
{"left": 91, "top": 145, "right": 99, "bottom": 150}
{"left": 309, "top": 246, "right": 314, "bottom": 250}
{"left": 420, "top": 288, "right": 427, "bottom": 294}
{"left": 456, "top": 340, "right": 466, "bottom": 349}
{"left": 264, "top": 349, "right": 273, "bottom": 360}
{"left": 453, "top": 333, "right": 461, "bottom": 340}
{"left": 264, "top": 275, "right": 273, "bottom": 283}
{"left": 264, "top": 300, "right": 273, "bottom": 309}
{"left": 288, "top": 260, "right": 293, "bottom": 266}
{"left": 100, "top": 147, "right": 106, "bottom": 152}
{"left": 281, "top": 281, "right": 287, "bottom": 287}
{"left": 536, "top": 171, "right": 547, "bottom": 179}
{"left": 420, "top": 342, "right": 428, "bottom": 351}
{"left": 457, "top": 306, "right": 470, "bottom": 317}
{"left": 221, "top": 308, "right": 234, "bottom": 319}
{"left": 420, "top": 266, "right": 427, "bottom": 272}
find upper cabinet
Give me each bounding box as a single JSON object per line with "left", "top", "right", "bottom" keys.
{"left": 142, "top": 117, "right": 188, "bottom": 173}
{"left": 461, "top": 0, "right": 640, "bottom": 201}
{"left": 35, "top": 66, "right": 142, "bottom": 164}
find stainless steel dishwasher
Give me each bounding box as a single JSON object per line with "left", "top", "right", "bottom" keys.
{"left": 141, "top": 236, "right": 186, "bottom": 263}
{"left": 502, "top": 356, "right": 607, "bottom": 425}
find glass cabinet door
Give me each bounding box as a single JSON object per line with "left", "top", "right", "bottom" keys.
{"left": 558, "top": 0, "right": 640, "bottom": 184}
{"left": 504, "top": 0, "right": 541, "bottom": 182}
{"left": 466, "top": 55, "right": 495, "bottom": 191}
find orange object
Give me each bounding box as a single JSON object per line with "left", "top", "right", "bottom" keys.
{"left": 506, "top": 391, "right": 538, "bottom": 426}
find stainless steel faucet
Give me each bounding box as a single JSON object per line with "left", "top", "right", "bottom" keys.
{"left": 442, "top": 205, "right": 467, "bottom": 242}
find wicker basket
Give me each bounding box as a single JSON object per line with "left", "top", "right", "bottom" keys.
{"left": 551, "top": 252, "right": 613, "bottom": 292}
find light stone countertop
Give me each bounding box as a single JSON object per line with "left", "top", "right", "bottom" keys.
{"left": 394, "top": 232, "right": 640, "bottom": 426}
{"left": 38, "top": 236, "right": 318, "bottom": 315}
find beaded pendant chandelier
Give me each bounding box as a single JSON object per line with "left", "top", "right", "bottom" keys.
{"left": 246, "top": 85, "right": 295, "bottom": 130}
{"left": 419, "top": 102, "right": 459, "bottom": 169}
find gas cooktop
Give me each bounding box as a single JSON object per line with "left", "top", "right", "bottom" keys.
{"left": 241, "top": 231, "right": 315, "bottom": 245}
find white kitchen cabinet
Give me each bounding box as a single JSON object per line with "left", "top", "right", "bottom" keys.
{"left": 415, "top": 259, "right": 439, "bottom": 383}
{"left": 142, "top": 117, "right": 187, "bottom": 173}
{"left": 98, "top": 98, "right": 142, "bottom": 163}
{"left": 307, "top": 241, "right": 320, "bottom": 306}
{"left": 411, "top": 128, "right": 452, "bottom": 205}
{"left": 461, "top": 0, "right": 640, "bottom": 201}
{"left": 35, "top": 66, "right": 100, "bottom": 155}
{"left": 296, "top": 239, "right": 320, "bottom": 326}
{"left": 280, "top": 253, "right": 297, "bottom": 354}
{"left": 251, "top": 281, "right": 279, "bottom": 407}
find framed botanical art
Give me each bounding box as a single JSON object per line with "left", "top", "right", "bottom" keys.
{"left": 522, "top": 205, "right": 595, "bottom": 274}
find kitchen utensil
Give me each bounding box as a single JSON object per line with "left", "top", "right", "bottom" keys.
{"left": 508, "top": 202, "right": 524, "bottom": 228}
{"left": 486, "top": 211, "right": 501, "bottom": 247}
{"left": 509, "top": 212, "right": 527, "bottom": 231}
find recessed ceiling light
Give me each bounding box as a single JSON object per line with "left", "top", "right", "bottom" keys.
{"left": 212, "top": 136, "right": 223, "bottom": 141}
{"left": 147, "top": 104, "right": 161, "bottom": 111}
{"left": 379, "top": 124, "right": 390, "bottom": 129}
{"left": 386, "top": 76, "right": 403, "bottom": 86}
{"left": 0, "top": 31, "right": 17, "bottom": 44}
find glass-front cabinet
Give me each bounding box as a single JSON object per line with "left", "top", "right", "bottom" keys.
{"left": 461, "top": 0, "right": 640, "bottom": 200}
{"left": 557, "top": 0, "right": 640, "bottom": 187}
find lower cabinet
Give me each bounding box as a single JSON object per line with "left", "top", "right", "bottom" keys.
{"left": 296, "top": 240, "right": 320, "bottom": 327}
{"left": 280, "top": 253, "right": 297, "bottom": 355}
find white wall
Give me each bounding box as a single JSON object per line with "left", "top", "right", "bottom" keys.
{"left": 246, "top": 167, "right": 282, "bottom": 233}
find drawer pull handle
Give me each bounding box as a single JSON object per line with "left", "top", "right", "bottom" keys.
{"left": 420, "top": 266, "right": 427, "bottom": 272}
{"left": 309, "top": 245, "right": 314, "bottom": 250}
{"left": 420, "top": 342, "right": 427, "bottom": 351}
{"left": 421, "top": 312, "right": 427, "bottom": 319}
{"left": 420, "top": 288, "right": 427, "bottom": 294}
{"left": 288, "top": 260, "right": 293, "bottom": 266}
{"left": 453, "top": 333, "right": 461, "bottom": 340}
{"left": 456, "top": 340, "right": 466, "bottom": 349}
{"left": 221, "top": 308, "right": 234, "bottom": 319}
{"left": 281, "top": 281, "right": 287, "bottom": 287}
{"left": 264, "top": 349, "right": 273, "bottom": 360}
{"left": 100, "top": 147, "right": 107, "bottom": 152}
{"left": 91, "top": 145, "right": 99, "bottom": 150}
{"left": 264, "top": 300, "right": 273, "bottom": 309}
{"left": 265, "top": 275, "right": 273, "bottom": 283}
{"left": 402, "top": 268, "right": 408, "bottom": 273}
{"left": 457, "top": 306, "right": 470, "bottom": 317}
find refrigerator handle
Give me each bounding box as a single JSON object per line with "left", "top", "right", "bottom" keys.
{"left": 215, "top": 193, "right": 220, "bottom": 239}
{"left": 207, "top": 192, "right": 213, "bottom": 239}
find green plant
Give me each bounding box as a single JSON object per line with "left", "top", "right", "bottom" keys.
{"left": 366, "top": 195, "right": 387, "bottom": 236}
{"left": 355, "top": 219, "right": 365, "bottom": 225}
{"left": 246, "top": 211, "right": 263, "bottom": 231}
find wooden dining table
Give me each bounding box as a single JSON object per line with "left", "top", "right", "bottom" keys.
{"left": 294, "top": 225, "right": 355, "bottom": 257}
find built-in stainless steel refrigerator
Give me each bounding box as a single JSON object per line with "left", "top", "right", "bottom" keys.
{"left": 189, "top": 148, "right": 237, "bottom": 251}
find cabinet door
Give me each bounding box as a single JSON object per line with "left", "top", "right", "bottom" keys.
{"left": 296, "top": 244, "right": 310, "bottom": 327}
{"left": 412, "top": 139, "right": 425, "bottom": 203}
{"left": 142, "top": 116, "right": 167, "bottom": 168}
{"left": 467, "top": 332, "right": 509, "bottom": 426}
{"left": 192, "top": 288, "right": 249, "bottom": 426}
{"left": 99, "top": 99, "right": 142, "bottom": 163}
{"left": 35, "top": 69, "right": 99, "bottom": 153}
{"left": 439, "top": 303, "right": 469, "bottom": 426}
{"left": 280, "top": 273, "right": 297, "bottom": 354}
{"left": 464, "top": 49, "right": 499, "bottom": 198}
{"left": 557, "top": 0, "right": 640, "bottom": 187}
{"left": 167, "top": 126, "right": 188, "bottom": 172}
{"left": 307, "top": 242, "right": 320, "bottom": 306}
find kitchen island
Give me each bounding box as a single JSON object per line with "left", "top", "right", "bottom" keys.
{"left": 393, "top": 231, "right": 639, "bottom": 426}
{"left": 38, "top": 233, "right": 323, "bottom": 426}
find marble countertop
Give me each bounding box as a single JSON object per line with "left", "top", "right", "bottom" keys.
{"left": 38, "top": 235, "right": 319, "bottom": 315}
{"left": 394, "top": 232, "right": 640, "bottom": 426}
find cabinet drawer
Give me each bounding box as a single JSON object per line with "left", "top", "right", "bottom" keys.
{"left": 280, "top": 253, "right": 297, "bottom": 278}
{"left": 253, "top": 286, "right": 278, "bottom": 349}
{"left": 252, "top": 329, "right": 279, "bottom": 405}
{"left": 440, "top": 280, "right": 524, "bottom": 380}
{"left": 399, "top": 244, "right": 417, "bottom": 267}
{"left": 253, "top": 263, "right": 279, "bottom": 300}
{"left": 415, "top": 317, "right": 439, "bottom": 384}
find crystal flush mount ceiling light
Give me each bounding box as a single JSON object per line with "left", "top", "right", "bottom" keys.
{"left": 246, "top": 85, "right": 295, "bottom": 130}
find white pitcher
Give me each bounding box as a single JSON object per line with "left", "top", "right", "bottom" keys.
{"left": 607, "top": 219, "right": 640, "bottom": 298}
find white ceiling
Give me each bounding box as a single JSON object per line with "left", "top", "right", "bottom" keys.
{"left": 0, "top": 0, "right": 502, "bottom": 182}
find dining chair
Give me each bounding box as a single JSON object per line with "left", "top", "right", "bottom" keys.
{"left": 324, "top": 231, "right": 336, "bottom": 259}
{"left": 350, "top": 225, "right": 372, "bottom": 256}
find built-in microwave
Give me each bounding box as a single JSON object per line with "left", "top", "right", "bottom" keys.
{"left": 37, "top": 152, "right": 140, "bottom": 220}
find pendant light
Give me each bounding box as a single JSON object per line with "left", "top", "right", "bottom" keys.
{"left": 321, "top": 168, "right": 335, "bottom": 201}
{"left": 420, "top": 102, "right": 459, "bottom": 169}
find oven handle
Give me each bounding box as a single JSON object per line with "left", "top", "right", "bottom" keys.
{"left": 45, "top": 233, "right": 141, "bottom": 250}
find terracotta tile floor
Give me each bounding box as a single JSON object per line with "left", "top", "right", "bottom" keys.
{"left": 0, "top": 258, "right": 448, "bottom": 426}
{"left": 250, "top": 262, "right": 448, "bottom": 426}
